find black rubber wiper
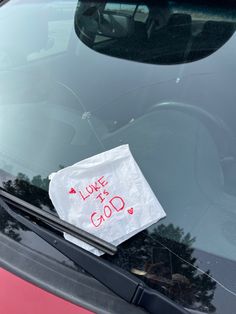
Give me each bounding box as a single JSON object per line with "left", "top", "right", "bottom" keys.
{"left": 0, "top": 193, "right": 188, "bottom": 314}
{"left": 0, "top": 189, "right": 116, "bottom": 255}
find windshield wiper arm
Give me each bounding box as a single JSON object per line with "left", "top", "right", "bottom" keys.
{"left": 0, "top": 196, "right": 188, "bottom": 314}
{"left": 0, "top": 189, "right": 116, "bottom": 255}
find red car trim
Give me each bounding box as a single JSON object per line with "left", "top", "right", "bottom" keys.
{"left": 0, "top": 267, "right": 94, "bottom": 314}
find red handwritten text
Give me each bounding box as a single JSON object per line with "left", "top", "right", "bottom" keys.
{"left": 90, "top": 196, "right": 125, "bottom": 227}
{"left": 68, "top": 175, "right": 133, "bottom": 228}
{"left": 79, "top": 176, "right": 108, "bottom": 201}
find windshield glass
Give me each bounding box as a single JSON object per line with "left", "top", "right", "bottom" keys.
{"left": 1, "top": 0, "right": 236, "bottom": 313}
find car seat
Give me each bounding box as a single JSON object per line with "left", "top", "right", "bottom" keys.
{"left": 148, "top": 13, "right": 192, "bottom": 64}
{"left": 188, "top": 21, "right": 236, "bottom": 61}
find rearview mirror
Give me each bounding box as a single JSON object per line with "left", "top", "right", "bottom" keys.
{"left": 75, "top": 0, "right": 236, "bottom": 65}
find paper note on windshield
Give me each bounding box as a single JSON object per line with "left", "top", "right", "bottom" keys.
{"left": 49, "top": 145, "right": 166, "bottom": 255}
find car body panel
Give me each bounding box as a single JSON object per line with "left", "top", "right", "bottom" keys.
{"left": 0, "top": 267, "right": 93, "bottom": 314}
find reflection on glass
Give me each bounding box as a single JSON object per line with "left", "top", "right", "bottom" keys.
{"left": 105, "top": 224, "right": 216, "bottom": 313}
{"left": 0, "top": 171, "right": 54, "bottom": 244}
{"left": 0, "top": 204, "right": 22, "bottom": 242}
{"left": 2, "top": 172, "right": 54, "bottom": 212}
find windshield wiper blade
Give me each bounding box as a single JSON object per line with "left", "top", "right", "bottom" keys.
{"left": 0, "top": 189, "right": 116, "bottom": 255}
{"left": 0, "top": 197, "right": 188, "bottom": 314}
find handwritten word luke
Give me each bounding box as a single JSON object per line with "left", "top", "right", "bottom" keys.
{"left": 79, "top": 176, "right": 108, "bottom": 201}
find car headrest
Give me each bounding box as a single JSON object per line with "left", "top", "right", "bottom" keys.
{"left": 202, "top": 21, "right": 235, "bottom": 38}
{"left": 167, "top": 13, "right": 192, "bottom": 27}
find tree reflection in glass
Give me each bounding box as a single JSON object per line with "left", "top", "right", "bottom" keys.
{"left": 105, "top": 224, "right": 217, "bottom": 313}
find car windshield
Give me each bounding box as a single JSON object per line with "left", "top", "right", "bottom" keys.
{"left": 1, "top": 0, "right": 236, "bottom": 313}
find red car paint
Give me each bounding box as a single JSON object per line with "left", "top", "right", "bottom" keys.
{"left": 0, "top": 268, "right": 94, "bottom": 314}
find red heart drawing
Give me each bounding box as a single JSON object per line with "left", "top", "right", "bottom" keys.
{"left": 69, "top": 188, "right": 76, "bottom": 194}
{"left": 127, "top": 208, "right": 134, "bottom": 215}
